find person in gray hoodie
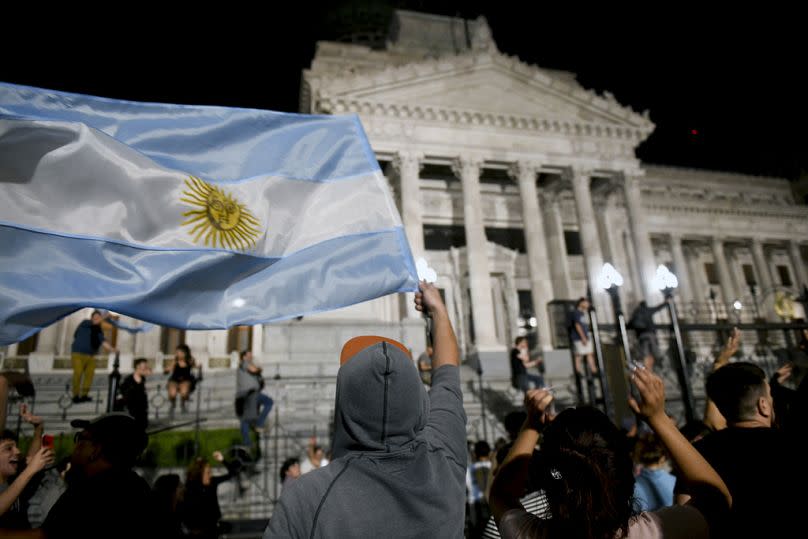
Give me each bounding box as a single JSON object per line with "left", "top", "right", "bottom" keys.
{"left": 265, "top": 282, "right": 467, "bottom": 538}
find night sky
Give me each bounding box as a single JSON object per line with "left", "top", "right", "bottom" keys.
{"left": 2, "top": 2, "right": 804, "bottom": 181}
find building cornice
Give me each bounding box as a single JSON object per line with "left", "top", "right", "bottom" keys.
{"left": 319, "top": 96, "right": 651, "bottom": 143}
{"left": 645, "top": 202, "right": 808, "bottom": 222}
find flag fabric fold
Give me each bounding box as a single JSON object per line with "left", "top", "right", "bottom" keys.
{"left": 0, "top": 83, "right": 418, "bottom": 345}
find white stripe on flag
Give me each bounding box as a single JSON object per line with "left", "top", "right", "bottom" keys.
{"left": 0, "top": 119, "right": 400, "bottom": 256}
{"left": 0, "top": 84, "right": 417, "bottom": 345}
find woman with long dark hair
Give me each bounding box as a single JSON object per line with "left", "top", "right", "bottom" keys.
{"left": 180, "top": 451, "right": 238, "bottom": 539}
{"left": 490, "top": 368, "right": 731, "bottom": 538}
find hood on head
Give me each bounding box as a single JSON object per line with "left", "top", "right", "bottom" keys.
{"left": 332, "top": 340, "right": 429, "bottom": 458}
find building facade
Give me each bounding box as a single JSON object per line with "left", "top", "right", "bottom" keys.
{"left": 4, "top": 10, "right": 807, "bottom": 373}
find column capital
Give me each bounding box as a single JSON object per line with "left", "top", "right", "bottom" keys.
{"left": 451, "top": 155, "right": 484, "bottom": 180}
{"left": 622, "top": 174, "right": 645, "bottom": 193}
{"left": 390, "top": 150, "right": 424, "bottom": 175}
{"left": 566, "top": 165, "right": 595, "bottom": 181}
{"left": 749, "top": 236, "right": 771, "bottom": 247}
{"left": 539, "top": 189, "right": 562, "bottom": 207}
{"left": 506, "top": 160, "right": 542, "bottom": 182}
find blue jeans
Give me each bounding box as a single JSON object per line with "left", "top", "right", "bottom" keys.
{"left": 240, "top": 393, "right": 273, "bottom": 446}
{"left": 514, "top": 373, "right": 544, "bottom": 392}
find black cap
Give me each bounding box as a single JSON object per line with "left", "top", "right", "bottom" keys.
{"left": 71, "top": 413, "right": 147, "bottom": 465}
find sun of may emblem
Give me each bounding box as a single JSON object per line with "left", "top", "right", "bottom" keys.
{"left": 180, "top": 176, "right": 261, "bottom": 250}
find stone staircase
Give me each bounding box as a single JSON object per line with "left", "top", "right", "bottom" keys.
{"left": 8, "top": 357, "right": 558, "bottom": 521}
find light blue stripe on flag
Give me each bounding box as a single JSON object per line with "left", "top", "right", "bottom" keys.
{"left": 0, "top": 83, "right": 418, "bottom": 345}
{"left": 0, "top": 82, "right": 378, "bottom": 182}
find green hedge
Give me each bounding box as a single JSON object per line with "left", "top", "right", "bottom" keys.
{"left": 19, "top": 428, "right": 243, "bottom": 468}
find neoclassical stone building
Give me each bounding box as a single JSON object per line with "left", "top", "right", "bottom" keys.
{"left": 5, "top": 10, "right": 807, "bottom": 373}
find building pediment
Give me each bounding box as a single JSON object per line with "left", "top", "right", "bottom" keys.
{"left": 313, "top": 51, "right": 653, "bottom": 135}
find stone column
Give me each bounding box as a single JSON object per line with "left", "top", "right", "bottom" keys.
{"left": 509, "top": 161, "right": 554, "bottom": 350}
{"left": 751, "top": 238, "right": 774, "bottom": 295}
{"left": 623, "top": 174, "right": 658, "bottom": 302}
{"left": 541, "top": 191, "right": 573, "bottom": 299}
{"left": 789, "top": 240, "right": 808, "bottom": 289}
{"left": 452, "top": 156, "right": 499, "bottom": 349}
{"left": 595, "top": 190, "right": 618, "bottom": 266}
{"left": 391, "top": 151, "right": 425, "bottom": 319}
{"left": 34, "top": 322, "right": 60, "bottom": 354}
{"left": 711, "top": 237, "right": 736, "bottom": 308}
{"left": 570, "top": 168, "right": 607, "bottom": 314}
{"left": 670, "top": 234, "right": 694, "bottom": 306}
{"left": 685, "top": 244, "right": 707, "bottom": 319}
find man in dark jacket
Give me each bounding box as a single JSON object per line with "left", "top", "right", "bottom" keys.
{"left": 628, "top": 301, "right": 666, "bottom": 370}
{"left": 265, "top": 282, "right": 467, "bottom": 538}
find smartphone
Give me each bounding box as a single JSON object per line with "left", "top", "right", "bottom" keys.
{"left": 625, "top": 360, "right": 643, "bottom": 403}
{"left": 42, "top": 434, "right": 54, "bottom": 450}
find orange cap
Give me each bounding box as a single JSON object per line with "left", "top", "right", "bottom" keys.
{"left": 339, "top": 336, "right": 412, "bottom": 365}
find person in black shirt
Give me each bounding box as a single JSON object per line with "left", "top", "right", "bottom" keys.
{"left": 510, "top": 336, "right": 544, "bottom": 392}
{"left": 114, "top": 358, "right": 152, "bottom": 431}
{"left": 627, "top": 301, "right": 666, "bottom": 370}
{"left": 42, "top": 413, "right": 154, "bottom": 539}
{"left": 164, "top": 344, "right": 196, "bottom": 417}
{"left": 677, "top": 362, "right": 800, "bottom": 537}
{"left": 180, "top": 450, "right": 239, "bottom": 539}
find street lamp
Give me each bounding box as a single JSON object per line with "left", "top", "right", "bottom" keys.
{"left": 652, "top": 264, "right": 695, "bottom": 423}
{"left": 732, "top": 300, "right": 743, "bottom": 324}
{"left": 597, "top": 263, "right": 631, "bottom": 365}
{"left": 749, "top": 283, "right": 761, "bottom": 320}
{"left": 593, "top": 262, "right": 630, "bottom": 420}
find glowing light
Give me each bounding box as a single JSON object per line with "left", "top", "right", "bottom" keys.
{"left": 652, "top": 264, "right": 679, "bottom": 291}
{"left": 597, "top": 263, "right": 624, "bottom": 289}
{"left": 415, "top": 257, "right": 438, "bottom": 284}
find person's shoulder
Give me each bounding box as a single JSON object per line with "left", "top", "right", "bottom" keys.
{"left": 280, "top": 462, "right": 341, "bottom": 502}
{"left": 630, "top": 506, "right": 709, "bottom": 539}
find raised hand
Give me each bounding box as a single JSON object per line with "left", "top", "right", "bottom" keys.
{"left": 524, "top": 388, "right": 554, "bottom": 429}
{"left": 20, "top": 403, "right": 43, "bottom": 427}
{"left": 628, "top": 367, "right": 666, "bottom": 422}
{"left": 715, "top": 327, "right": 740, "bottom": 369}
{"left": 776, "top": 362, "right": 793, "bottom": 385}
{"left": 27, "top": 447, "right": 55, "bottom": 474}
{"left": 414, "top": 281, "right": 446, "bottom": 317}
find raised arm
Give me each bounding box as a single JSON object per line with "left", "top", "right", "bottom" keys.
{"left": 20, "top": 404, "right": 43, "bottom": 458}
{"left": 0, "top": 448, "right": 53, "bottom": 517}
{"left": 489, "top": 389, "right": 554, "bottom": 524}
{"left": 703, "top": 328, "right": 739, "bottom": 431}
{"left": 414, "top": 282, "right": 459, "bottom": 369}
{"left": 628, "top": 368, "right": 731, "bottom": 520}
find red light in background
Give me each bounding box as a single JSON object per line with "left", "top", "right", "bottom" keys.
{"left": 690, "top": 129, "right": 699, "bottom": 135}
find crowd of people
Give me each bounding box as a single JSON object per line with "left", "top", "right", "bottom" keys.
{"left": 1, "top": 284, "right": 806, "bottom": 538}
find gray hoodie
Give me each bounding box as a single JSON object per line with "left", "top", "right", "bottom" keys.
{"left": 265, "top": 341, "right": 467, "bottom": 538}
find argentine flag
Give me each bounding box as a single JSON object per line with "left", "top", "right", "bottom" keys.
{"left": 0, "top": 83, "right": 418, "bottom": 345}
